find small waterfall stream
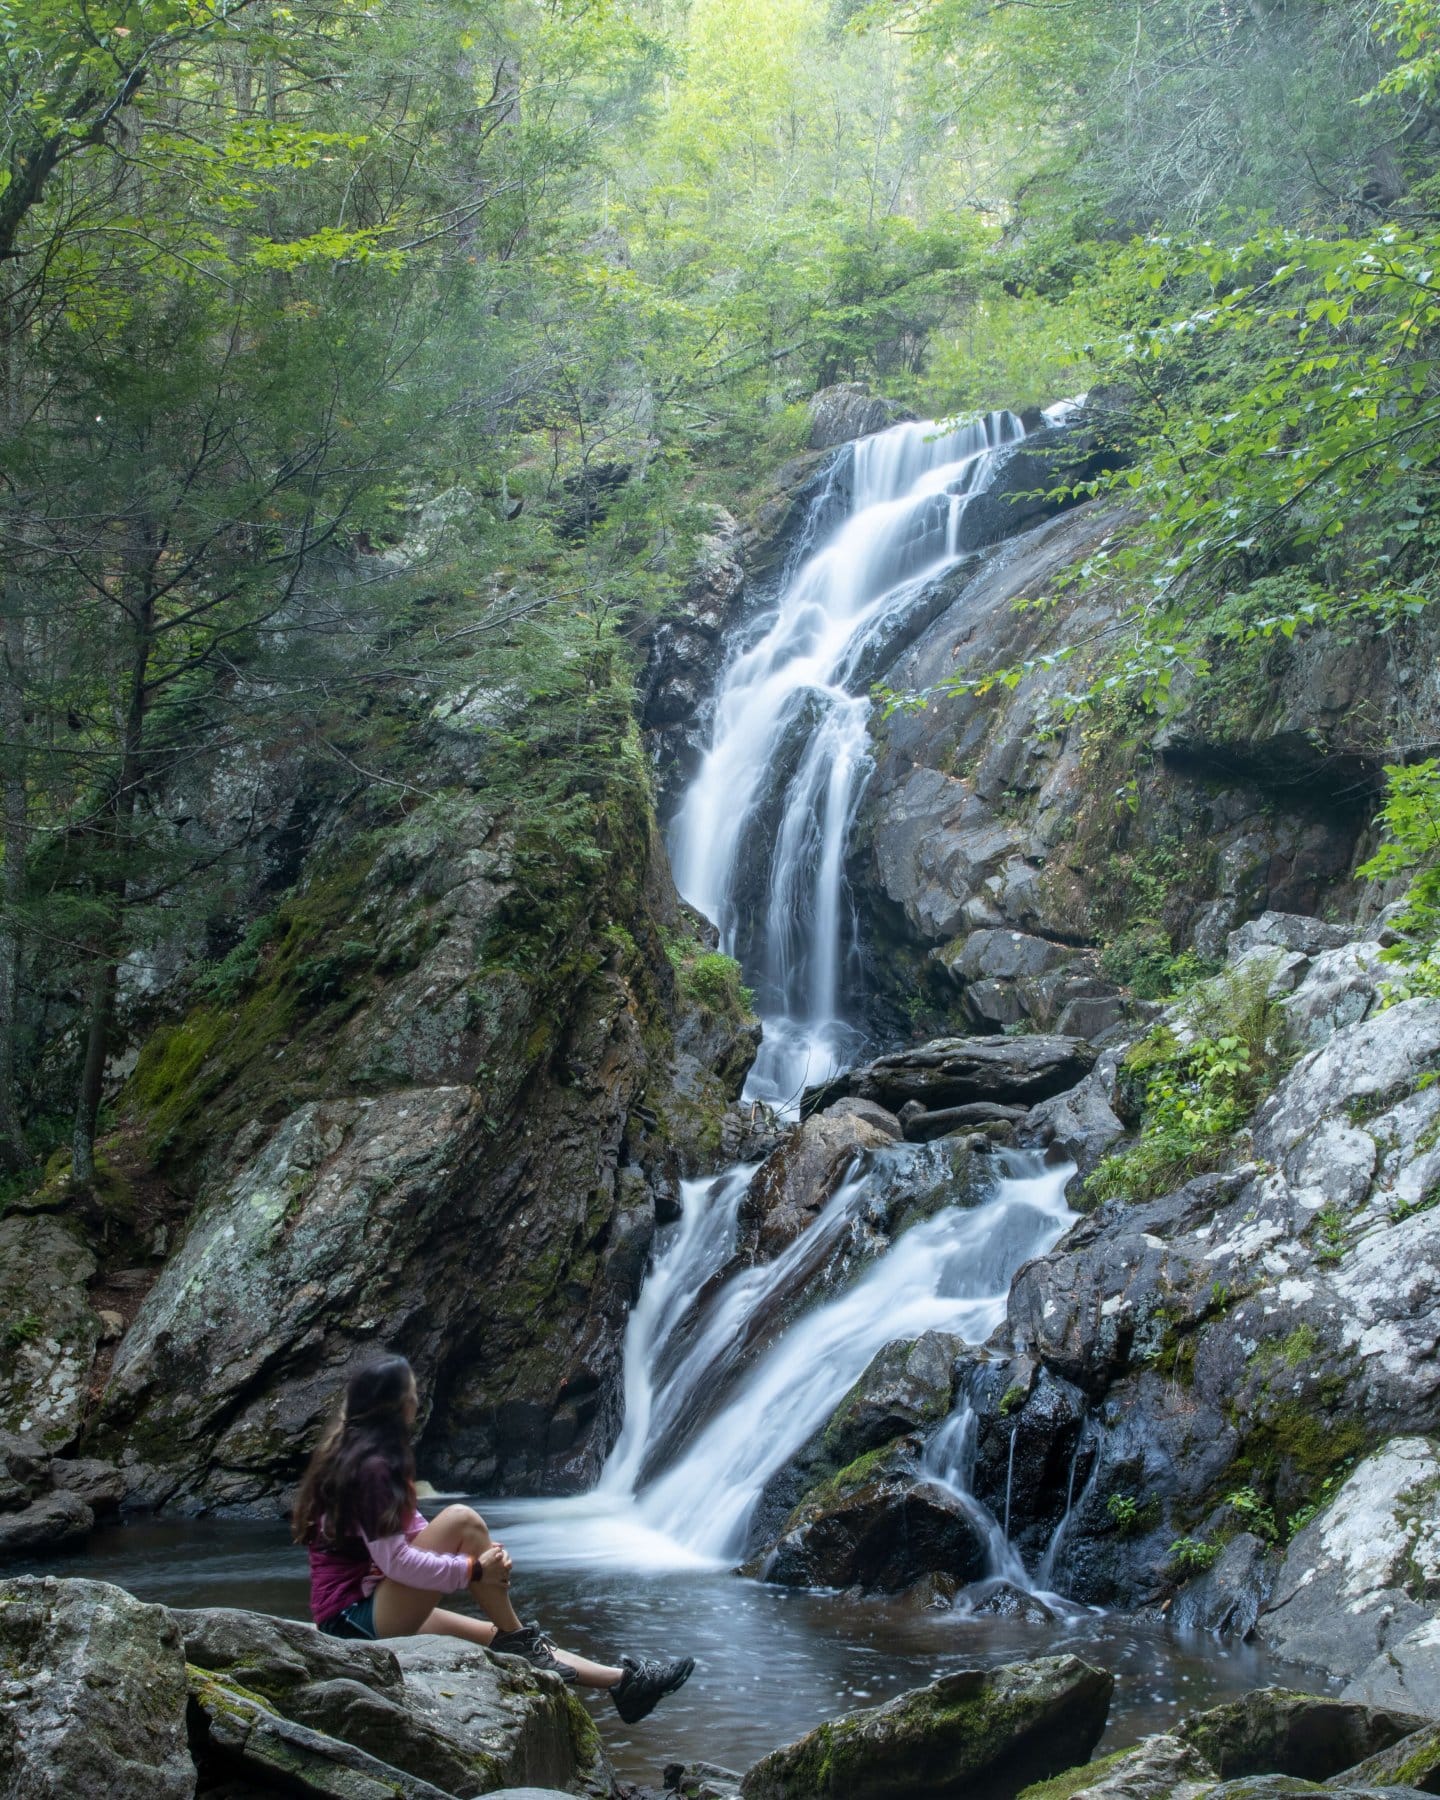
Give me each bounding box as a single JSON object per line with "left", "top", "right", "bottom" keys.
{"left": 502, "top": 411, "right": 1084, "bottom": 1595}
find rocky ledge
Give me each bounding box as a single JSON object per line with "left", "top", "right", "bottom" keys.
{"left": 0, "top": 1574, "right": 610, "bottom": 1799}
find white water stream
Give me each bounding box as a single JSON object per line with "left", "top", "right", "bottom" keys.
{"left": 500, "top": 413, "right": 1088, "bottom": 1596}
{"left": 670, "top": 411, "right": 1027, "bottom": 1107}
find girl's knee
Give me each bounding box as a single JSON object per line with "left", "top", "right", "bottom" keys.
{"left": 436, "top": 1502, "right": 490, "bottom": 1544}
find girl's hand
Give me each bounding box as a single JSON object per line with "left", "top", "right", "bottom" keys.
{"left": 476, "top": 1544, "right": 512, "bottom": 1587}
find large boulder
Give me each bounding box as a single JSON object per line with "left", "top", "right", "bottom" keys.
{"left": 1039, "top": 1734, "right": 1217, "bottom": 1798}
{"left": 807, "top": 383, "right": 914, "bottom": 450}
{"left": 1257, "top": 1440, "right": 1440, "bottom": 1682}
{"left": 738, "top": 1655, "right": 1114, "bottom": 1800}
{"left": 178, "top": 1605, "right": 609, "bottom": 1798}
{"left": 1177, "top": 1689, "right": 1430, "bottom": 1782}
{"left": 805, "top": 1034, "right": 1096, "bottom": 1117}
{"left": 819, "top": 1333, "right": 960, "bottom": 1468}
{"left": 0, "top": 1575, "right": 195, "bottom": 1800}
{"left": 755, "top": 1440, "right": 989, "bottom": 1593}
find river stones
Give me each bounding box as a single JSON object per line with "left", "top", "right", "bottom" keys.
{"left": 738, "top": 1654, "right": 1114, "bottom": 1800}
{"left": 1177, "top": 1689, "right": 1431, "bottom": 1782}
{"left": 804, "top": 1033, "right": 1097, "bottom": 1117}
{"left": 0, "top": 1575, "right": 195, "bottom": 1800}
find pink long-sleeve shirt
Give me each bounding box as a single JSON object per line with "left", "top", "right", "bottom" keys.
{"left": 306, "top": 1456, "right": 473, "bottom": 1625}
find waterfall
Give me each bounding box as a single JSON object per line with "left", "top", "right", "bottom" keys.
{"left": 496, "top": 408, "right": 1083, "bottom": 1595}
{"left": 669, "top": 412, "right": 1026, "bottom": 1108}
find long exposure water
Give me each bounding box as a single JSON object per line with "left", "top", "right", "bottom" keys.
{"left": 11, "top": 408, "right": 1331, "bottom": 1786}
{"left": 16, "top": 1517, "right": 1322, "bottom": 1783}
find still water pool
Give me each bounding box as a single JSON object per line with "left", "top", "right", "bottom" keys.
{"left": 10, "top": 1506, "right": 1327, "bottom": 1787}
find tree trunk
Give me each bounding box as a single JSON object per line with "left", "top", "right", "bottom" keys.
{"left": 71, "top": 531, "right": 154, "bottom": 1187}
{"left": 0, "top": 276, "right": 30, "bottom": 1173}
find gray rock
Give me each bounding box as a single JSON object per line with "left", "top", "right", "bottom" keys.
{"left": 1282, "top": 942, "right": 1385, "bottom": 1051}
{"left": 738, "top": 1109, "right": 895, "bottom": 1261}
{"left": 738, "top": 1654, "right": 1114, "bottom": 1800}
{"left": 902, "top": 1101, "right": 1026, "bottom": 1142}
{"left": 1342, "top": 1621, "right": 1440, "bottom": 1718}
{"left": 821, "top": 1096, "right": 904, "bottom": 1140}
{"left": 820, "top": 1333, "right": 960, "bottom": 1468}
{"left": 967, "top": 1580, "right": 1056, "bottom": 1624}
{"left": 1206, "top": 1781, "right": 1428, "bottom": 1797}
{"left": 0, "top": 1575, "right": 195, "bottom": 1800}
{"left": 1178, "top": 1687, "right": 1430, "bottom": 1781}
{"left": 805, "top": 1033, "right": 1096, "bottom": 1116}
{"left": 1064, "top": 1734, "right": 1216, "bottom": 1798}
{"left": 0, "top": 1214, "right": 100, "bottom": 1448}
{"left": 1172, "top": 1532, "right": 1278, "bottom": 1639}
{"left": 1228, "top": 912, "right": 1352, "bottom": 960}
{"left": 664, "top": 1763, "right": 744, "bottom": 1800}
{"left": 0, "top": 1486, "right": 93, "bottom": 1552}
{"left": 189, "top": 1664, "right": 456, "bottom": 1800}
{"left": 1257, "top": 1440, "right": 1440, "bottom": 1681}
{"left": 948, "top": 928, "right": 1074, "bottom": 982}
{"left": 1022, "top": 1049, "right": 1127, "bottom": 1180}
{"left": 807, "top": 383, "right": 913, "bottom": 450}
{"left": 48, "top": 1455, "right": 126, "bottom": 1513}
{"left": 177, "top": 1605, "right": 609, "bottom": 1798}
{"left": 757, "top": 1442, "right": 989, "bottom": 1594}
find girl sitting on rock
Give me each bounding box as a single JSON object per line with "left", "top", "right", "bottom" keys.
{"left": 293, "top": 1352, "right": 692, "bottom": 1724}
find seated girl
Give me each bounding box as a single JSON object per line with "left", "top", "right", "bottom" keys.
{"left": 293, "top": 1352, "right": 693, "bottom": 1724}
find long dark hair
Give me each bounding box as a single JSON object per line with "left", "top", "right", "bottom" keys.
{"left": 292, "top": 1354, "right": 418, "bottom": 1546}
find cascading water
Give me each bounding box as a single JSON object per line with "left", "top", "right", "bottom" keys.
{"left": 500, "top": 411, "right": 1082, "bottom": 1593}
{"left": 670, "top": 412, "right": 1026, "bottom": 1108}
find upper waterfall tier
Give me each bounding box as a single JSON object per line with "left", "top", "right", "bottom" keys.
{"left": 668, "top": 411, "right": 1026, "bottom": 1110}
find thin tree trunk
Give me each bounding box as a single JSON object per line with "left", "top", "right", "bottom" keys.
{"left": 71, "top": 531, "right": 154, "bottom": 1187}
{"left": 0, "top": 274, "right": 30, "bottom": 1172}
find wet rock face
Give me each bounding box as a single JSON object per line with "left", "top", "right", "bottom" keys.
{"left": 738, "top": 1654, "right": 1114, "bottom": 1800}
{"left": 0, "top": 1430, "right": 124, "bottom": 1555}
{"left": 736, "top": 1108, "right": 896, "bottom": 1260}
{"left": 92, "top": 733, "right": 754, "bottom": 1504}
{"left": 758, "top": 1451, "right": 990, "bottom": 1593}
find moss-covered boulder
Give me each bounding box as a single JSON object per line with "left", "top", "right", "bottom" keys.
{"left": 738, "top": 1654, "right": 1114, "bottom": 1800}
{"left": 1177, "top": 1690, "right": 1429, "bottom": 1784}
{"left": 1019, "top": 1734, "right": 1216, "bottom": 1799}
{"left": 1335, "top": 1722, "right": 1440, "bottom": 1793}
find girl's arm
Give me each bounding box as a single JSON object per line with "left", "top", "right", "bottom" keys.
{"left": 361, "top": 1528, "right": 475, "bottom": 1592}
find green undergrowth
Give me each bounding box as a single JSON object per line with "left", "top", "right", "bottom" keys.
{"left": 1083, "top": 955, "right": 1293, "bottom": 1207}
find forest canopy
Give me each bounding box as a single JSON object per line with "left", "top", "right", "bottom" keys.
{"left": 5, "top": 0, "right": 1440, "bottom": 1180}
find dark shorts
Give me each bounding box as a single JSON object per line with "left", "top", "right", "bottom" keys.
{"left": 318, "top": 1593, "right": 378, "bottom": 1640}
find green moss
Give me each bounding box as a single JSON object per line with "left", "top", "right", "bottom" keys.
{"left": 1017, "top": 1748, "right": 1128, "bottom": 1800}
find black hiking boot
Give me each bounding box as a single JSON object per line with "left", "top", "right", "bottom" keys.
{"left": 490, "top": 1622, "right": 577, "bottom": 1684}
{"left": 610, "top": 1653, "right": 695, "bottom": 1723}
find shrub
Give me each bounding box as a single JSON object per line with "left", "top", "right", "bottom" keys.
{"left": 1169, "top": 1536, "right": 1219, "bottom": 1575}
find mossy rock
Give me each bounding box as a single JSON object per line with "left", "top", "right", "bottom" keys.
{"left": 739, "top": 1655, "right": 1114, "bottom": 1800}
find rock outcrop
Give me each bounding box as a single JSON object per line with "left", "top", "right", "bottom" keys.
{"left": 804, "top": 1034, "right": 1097, "bottom": 1118}
{"left": 0, "top": 1577, "right": 610, "bottom": 1799}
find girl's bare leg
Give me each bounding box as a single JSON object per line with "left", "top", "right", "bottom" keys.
{"left": 372, "top": 1503, "right": 523, "bottom": 1637}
